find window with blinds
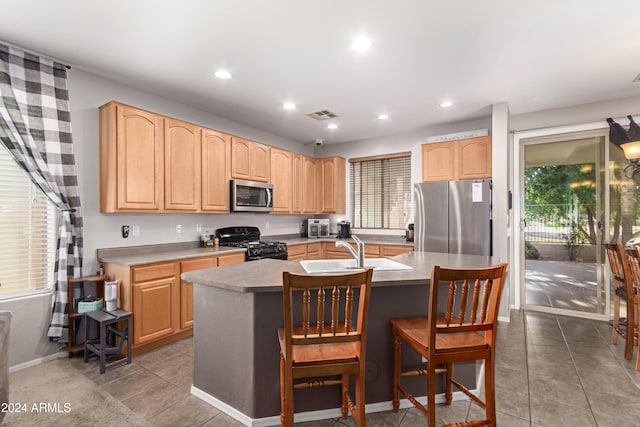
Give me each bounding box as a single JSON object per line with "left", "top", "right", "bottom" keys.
{"left": 0, "top": 144, "right": 56, "bottom": 298}
{"left": 350, "top": 152, "right": 411, "bottom": 229}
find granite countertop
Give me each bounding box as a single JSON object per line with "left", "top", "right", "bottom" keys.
{"left": 181, "top": 251, "right": 499, "bottom": 293}
{"left": 97, "top": 242, "right": 245, "bottom": 266}
{"left": 96, "top": 234, "right": 414, "bottom": 267}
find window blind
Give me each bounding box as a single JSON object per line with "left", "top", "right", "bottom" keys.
{"left": 0, "top": 144, "right": 56, "bottom": 297}
{"left": 350, "top": 153, "right": 411, "bottom": 229}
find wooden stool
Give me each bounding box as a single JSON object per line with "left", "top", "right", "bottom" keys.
{"left": 84, "top": 309, "right": 132, "bottom": 374}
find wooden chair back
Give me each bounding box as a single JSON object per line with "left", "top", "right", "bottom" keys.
{"left": 605, "top": 242, "right": 627, "bottom": 284}
{"left": 625, "top": 246, "right": 640, "bottom": 288}
{"left": 427, "top": 263, "right": 508, "bottom": 353}
{"left": 281, "top": 268, "right": 374, "bottom": 360}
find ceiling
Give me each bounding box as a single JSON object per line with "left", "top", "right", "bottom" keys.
{"left": 1, "top": 0, "right": 639, "bottom": 145}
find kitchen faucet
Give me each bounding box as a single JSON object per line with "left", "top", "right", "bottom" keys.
{"left": 335, "top": 235, "right": 365, "bottom": 268}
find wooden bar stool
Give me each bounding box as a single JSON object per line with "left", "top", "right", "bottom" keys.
{"left": 605, "top": 242, "right": 636, "bottom": 360}
{"left": 84, "top": 309, "right": 132, "bottom": 374}
{"left": 278, "top": 268, "right": 373, "bottom": 427}
{"left": 390, "top": 263, "right": 507, "bottom": 427}
{"left": 623, "top": 246, "right": 640, "bottom": 368}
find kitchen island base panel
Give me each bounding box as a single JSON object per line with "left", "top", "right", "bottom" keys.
{"left": 191, "top": 379, "right": 478, "bottom": 426}
{"left": 192, "top": 278, "right": 478, "bottom": 419}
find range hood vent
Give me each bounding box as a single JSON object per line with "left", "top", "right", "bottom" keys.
{"left": 306, "top": 109, "right": 339, "bottom": 120}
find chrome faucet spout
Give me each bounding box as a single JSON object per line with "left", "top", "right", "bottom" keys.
{"left": 335, "top": 234, "right": 365, "bottom": 268}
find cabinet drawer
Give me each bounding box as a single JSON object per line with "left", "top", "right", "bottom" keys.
{"left": 381, "top": 245, "right": 414, "bottom": 257}
{"left": 218, "top": 252, "right": 245, "bottom": 266}
{"left": 133, "top": 262, "right": 178, "bottom": 282}
{"left": 181, "top": 257, "right": 215, "bottom": 273}
{"left": 364, "top": 244, "right": 380, "bottom": 258}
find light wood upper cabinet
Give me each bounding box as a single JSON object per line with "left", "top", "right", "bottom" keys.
{"left": 231, "top": 137, "right": 271, "bottom": 182}
{"left": 302, "top": 156, "right": 319, "bottom": 213}
{"left": 319, "top": 156, "right": 346, "bottom": 214}
{"left": 201, "top": 129, "right": 231, "bottom": 212}
{"left": 100, "top": 102, "right": 164, "bottom": 212}
{"left": 164, "top": 118, "right": 201, "bottom": 211}
{"left": 292, "top": 153, "right": 303, "bottom": 213}
{"left": 422, "top": 136, "right": 491, "bottom": 182}
{"left": 422, "top": 141, "right": 456, "bottom": 182}
{"left": 271, "top": 148, "right": 293, "bottom": 213}
{"left": 456, "top": 136, "right": 492, "bottom": 180}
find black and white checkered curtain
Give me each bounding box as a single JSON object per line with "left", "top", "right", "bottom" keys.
{"left": 0, "top": 43, "right": 83, "bottom": 342}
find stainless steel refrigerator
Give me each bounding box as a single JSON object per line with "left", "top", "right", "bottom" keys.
{"left": 414, "top": 179, "right": 492, "bottom": 255}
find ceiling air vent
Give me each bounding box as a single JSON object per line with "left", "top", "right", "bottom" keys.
{"left": 306, "top": 109, "right": 339, "bottom": 120}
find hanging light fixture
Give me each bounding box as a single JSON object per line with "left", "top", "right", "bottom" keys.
{"left": 608, "top": 116, "right": 640, "bottom": 178}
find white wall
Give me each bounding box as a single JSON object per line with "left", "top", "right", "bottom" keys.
{"left": 317, "top": 116, "right": 494, "bottom": 235}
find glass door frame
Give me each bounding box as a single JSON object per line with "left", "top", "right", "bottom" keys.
{"left": 513, "top": 122, "right": 611, "bottom": 321}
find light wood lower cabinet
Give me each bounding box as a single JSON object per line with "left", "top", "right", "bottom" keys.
{"left": 179, "top": 257, "right": 215, "bottom": 330}
{"left": 131, "top": 262, "right": 180, "bottom": 346}
{"left": 306, "top": 242, "right": 323, "bottom": 259}
{"left": 287, "top": 244, "right": 307, "bottom": 261}
{"left": 322, "top": 242, "right": 411, "bottom": 260}
{"left": 104, "top": 251, "right": 245, "bottom": 354}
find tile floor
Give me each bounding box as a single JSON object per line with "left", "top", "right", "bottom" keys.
{"left": 3, "top": 310, "right": 640, "bottom": 426}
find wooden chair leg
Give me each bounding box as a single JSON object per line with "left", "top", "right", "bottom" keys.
{"left": 341, "top": 374, "right": 349, "bottom": 419}
{"left": 445, "top": 362, "right": 453, "bottom": 405}
{"left": 392, "top": 333, "right": 401, "bottom": 413}
{"left": 427, "top": 365, "right": 436, "bottom": 427}
{"left": 484, "top": 358, "right": 496, "bottom": 427}
{"left": 280, "top": 354, "right": 293, "bottom": 427}
{"left": 612, "top": 282, "right": 620, "bottom": 345}
{"left": 355, "top": 371, "right": 366, "bottom": 426}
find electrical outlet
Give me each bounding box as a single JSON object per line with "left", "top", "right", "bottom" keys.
{"left": 121, "top": 225, "right": 130, "bottom": 238}
{"left": 175, "top": 224, "right": 182, "bottom": 234}
{"left": 132, "top": 225, "right": 140, "bottom": 236}
{"left": 196, "top": 224, "right": 202, "bottom": 232}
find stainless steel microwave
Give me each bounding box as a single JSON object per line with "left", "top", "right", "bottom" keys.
{"left": 231, "top": 180, "right": 273, "bottom": 212}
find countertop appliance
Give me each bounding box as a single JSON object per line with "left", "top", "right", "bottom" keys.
{"left": 307, "top": 219, "right": 330, "bottom": 238}
{"left": 231, "top": 180, "right": 273, "bottom": 212}
{"left": 414, "top": 179, "right": 491, "bottom": 255}
{"left": 405, "top": 223, "right": 414, "bottom": 242}
{"left": 337, "top": 221, "right": 351, "bottom": 239}
{"left": 215, "top": 226, "right": 287, "bottom": 261}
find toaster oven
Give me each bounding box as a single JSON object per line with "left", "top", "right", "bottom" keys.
{"left": 307, "top": 219, "right": 330, "bottom": 238}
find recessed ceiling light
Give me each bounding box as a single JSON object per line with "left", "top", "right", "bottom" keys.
{"left": 351, "top": 36, "right": 372, "bottom": 52}
{"left": 283, "top": 102, "right": 296, "bottom": 110}
{"left": 377, "top": 114, "right": 389, "bottom": 120}
{"left": 327, "top": 124, "right": 338, "bottom": 130}
{"left": 439, "top": 101, "right": 454, "bottom": 108}
{"left": 214, "top": 70, "right": 232, "bottom": 80}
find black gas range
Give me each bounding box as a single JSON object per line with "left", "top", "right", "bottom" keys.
{"left": 215, "top": 226, "right": 288, "bottom": 261}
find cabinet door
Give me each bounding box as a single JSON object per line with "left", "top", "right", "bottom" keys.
{"left": 202, "top": 129, "right": 231, "bottom": 212}
{"left": 456, "top": 136, "right": 492, "bottom": 180}
{"left": 292, "top": 153, "right": 303, "bottom": 213}
{"left": 231, "top": 137, "right": 252, "bottom": 180}
{"left": 422, "top": 141, "right": 455, "bottom": 182}
{"left": 251, "top": 142, "right": 271, "bottom": 182}
{"left": 320, "top": 157, "right": 346, "bottom": 214}
{"left": 164, "top": 118, "right": 201, "bottom": 211}
{"left": 302, "top": 156, "right": 319, "bottom": 213}
{"left": 271, "top": 148, "right": 293, "bottom": 213}
{"left": 364, "top": 244, "right": 380, "bottom": 258}
{"left": 180, "top": 257, "right": 215, "bottom": 330}
{"left": 132, "top": 276, "right": 178, "bottom": 346}
{"left": 306, "top": 243, "right": 323, "bottom": 259}
{"left": 116, "top": 104, "right": 164, "bottom": 210}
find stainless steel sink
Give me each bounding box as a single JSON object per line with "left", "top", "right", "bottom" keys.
{"left": 300, "top": 258, "right": 412, "bottom": 274}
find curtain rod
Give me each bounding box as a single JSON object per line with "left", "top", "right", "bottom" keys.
{"left": 0, "top": 39, "right": 71, "bottom": 69}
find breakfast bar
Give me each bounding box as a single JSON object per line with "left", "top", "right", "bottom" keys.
{"left": 182, "top": 251, "right": 500, "bottom": 425}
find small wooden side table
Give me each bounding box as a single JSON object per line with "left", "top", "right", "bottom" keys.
{"left": 84, "top": 309, "right": 132, "bottom": 374}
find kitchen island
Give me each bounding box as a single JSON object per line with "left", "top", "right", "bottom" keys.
{"left": 182, "top": 251, "right": 501, "bottom": 426}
